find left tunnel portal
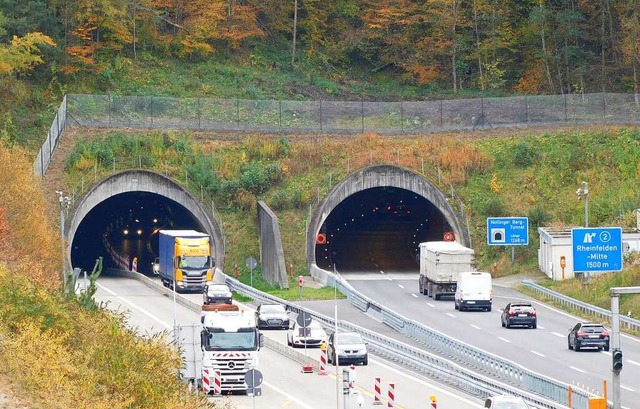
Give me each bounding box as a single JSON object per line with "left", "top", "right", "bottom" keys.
{"left": 67, "top": 170, "right": 223, "bottom": 274}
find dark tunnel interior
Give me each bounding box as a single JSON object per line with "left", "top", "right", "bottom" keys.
{"left": 71, "top": 192, "right": 203, "bottom": 275}
{"left": 315, "top": 187, "right": 451, "bottom": 273}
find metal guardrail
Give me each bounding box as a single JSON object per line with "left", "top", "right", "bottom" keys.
{"left": 522, "top": 279, "right": 640, "bottom": 332}
{"left": 221, "top": 272, "right": 580, "bottom": 409}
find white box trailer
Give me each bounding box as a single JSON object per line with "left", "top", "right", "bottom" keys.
{"left": 418, "top": 241, "right": 475, "bottom": 300}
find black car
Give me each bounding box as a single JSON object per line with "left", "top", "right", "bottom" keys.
{"left": 568, "top": 322, "right": 610, "bottom": 352}
{"left": 501, "top": 302, "right": 537, "bottom": 329}
{"left": 255, "top": 304, "right": 290, "bottom": 330}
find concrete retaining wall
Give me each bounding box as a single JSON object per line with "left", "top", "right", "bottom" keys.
{"left": 257, "top": 201, "right": 288, "bottom": 289}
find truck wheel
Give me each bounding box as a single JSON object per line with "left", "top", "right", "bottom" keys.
{"left": 434, "top": 293, "right": 440, "bottom": 301}
{"left": 418, "top": 280, "right": 423, "bottom": 295}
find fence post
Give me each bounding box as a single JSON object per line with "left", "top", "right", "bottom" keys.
{"left": 279, "top": 100, "right": 282, "bottom": 133}
{"left": 400, "top": 100, "right": 404, "bottom": 134}
{"left": 439, "top": 100, "right": 443, "bottom": 128}
{"left": 150, "top": 97, "right": 154, "bottom": 127}
{"left": 361, "top": 97, "right": 365, "bottom": 133}
{"left": 108, "top": 94, "right": 112, "bottom": 127}
{"left": 236, "top": 99, "right": 240, "bottom": 131}
{"left": 564, "top": 93, "right": 568, "bottom": 122}
{"left": 525, "top": 95, "right": 529, "bottom": 124}
{"left": 602, "top": 93, "right": 607, "bottom": 123}
{"left": 320, "top": 100, "right": 323, "bottom": 133}
{"left": 198, "top": 98, "right": 201, "bottom": 130}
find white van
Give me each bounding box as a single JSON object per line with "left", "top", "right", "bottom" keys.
{"left": 455, "top": 272, "right": 492, "bottom": 311}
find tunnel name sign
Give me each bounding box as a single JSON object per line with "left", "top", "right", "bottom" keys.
{"left": 572, "top": 227, "right": 623, "bottom": 273}
{"left": 487, "top": 217, "right": 529, "bottom": 246}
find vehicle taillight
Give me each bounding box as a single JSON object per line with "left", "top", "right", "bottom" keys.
{"left": 602, "top": 331, "right": 609, "bottom": 337}
{"left": 531, "top": 311, "right": 536, "bottom": 316}
{"left": 509, "top": 311, "right": 516, "bottom": 316}
{"left": 576, "top": 331, "right": 586, "bottom": 337}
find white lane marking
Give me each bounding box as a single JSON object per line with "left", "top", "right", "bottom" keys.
{"left": 621, "top": 385, "right": 635, "bottom": 392}
{"left": 398, "top": 284, "right": 405, "bottom": 289}
{"left": 551, "top": 332, "right": 566, "bottom": 338}
{"left": 387, "top": 276, "right": 393, "bottom": 281}
{"left": 261, "top": 381, "right": 316, "bottom": 409}
{"left": 537, "top": 325, "right": 545, "bottom": 330}
{"left": 446, "top": 313, "right": 456, "bottom": 319}
{"left": 497, "top": 337, "right": 511, "bottom": 343}
{"left": 427, "top": 303, "right": 436, "bottom": 308}
{"left": 369, "top": 358, "right": 483, "bottom": 407}
{"left": 627, "top": 359, "right": 640, "bottom": 367}
{"left": 411, "top": 293, "right": 418, "bottom": 298}
{"left": 531, "top": 350, "right": 546, "bottom": 357}
{"left": 470, "top": 324, "right": 481, "bottom": 330}
{"left": 601, "top": 351, "right": 611, "bottom": 356}
{"left": 96, "top": 282, "right": 172, "bottom": 329}
{"left": 380, "top": 270, "right": 385, "bottom": 274}
{"left": 569, "top": 366, "right": 586, "bottom": 374}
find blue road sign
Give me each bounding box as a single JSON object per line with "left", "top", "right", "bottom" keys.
{"left": 487, "top": 217, "right": 529, "bottom": 245}
{"left": 572, "top": 227, "right": 623, "bottom": 272}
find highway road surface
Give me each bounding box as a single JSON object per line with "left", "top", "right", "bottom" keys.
{"left": 94, "top": 274, "right": 485, "bottom": 409}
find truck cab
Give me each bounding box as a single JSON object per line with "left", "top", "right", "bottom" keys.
{"left": 200, "top": 306, "right": 263, "bottom": 393}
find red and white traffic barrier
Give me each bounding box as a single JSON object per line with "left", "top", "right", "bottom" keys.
{"left": 373, "top": 377, "right": 382, "bottom": 405}
{"left": 203, "top": 369, "right": 222, "bottom": 395}
{"left": 348, "top": 364, "right": 356, "bottom": 392}
{"left": 318, "top": 346, "right": 328, "bottom": 375}
{"left": 387, "top": 383, "right": 395, "bottom": 408}
{"left": 213, "top": 370, "right": 222, "bottom": 395}
{"left": 202, "top": 369, "right": 211, "bottom": 394}
{"left": 430, "top": 394, "right": 437, "bottom": 408}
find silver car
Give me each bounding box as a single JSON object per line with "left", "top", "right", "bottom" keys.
{"left": 202, "top": 284, "right": 232, "bottom": 305}
{"left": 327, "top": 331, "right": 368, "bottom": 365}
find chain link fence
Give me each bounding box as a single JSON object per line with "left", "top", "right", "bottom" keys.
{"left": 37, "top": 92, "right": 640, "bottom": 177}
{"left": 64, "top": 93, "right": 640, "bottom": 134}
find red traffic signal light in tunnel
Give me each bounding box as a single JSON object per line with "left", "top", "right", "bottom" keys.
{"left": 612, "top": 348, "right": 623, "bottom": 372}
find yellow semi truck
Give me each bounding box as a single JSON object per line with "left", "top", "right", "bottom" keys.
{"left": 158, "top": 230, "right": 213, "bottom": 292}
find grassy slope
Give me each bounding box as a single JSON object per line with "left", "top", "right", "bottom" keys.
{"left": 57, "top": 125, "right": 640, "bottom": 316}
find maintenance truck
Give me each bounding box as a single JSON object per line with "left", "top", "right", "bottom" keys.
{"left": 158, "top": 230, "right": 213, "bottom": 292}
{"left": 418, "top": 241, "right": 475, "bottom": 300}
{"left": 199, "top": 304, "right": 263, "bottom": 393}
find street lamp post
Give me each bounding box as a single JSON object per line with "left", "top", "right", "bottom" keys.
{"left": 576, "top": 181, "right": 589, "bottom": 227}
{"left": 56, "top": 191, "right": 71, "bottom": 292}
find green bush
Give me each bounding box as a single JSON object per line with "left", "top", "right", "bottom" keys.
{"left": 239, "top": 162, "right": 269, "bottom": 195}
{"left": 513, "top": 141, "right": 539, "bottom": 167}
{"left": 527, "top": 205, "right": 549, "bottom": 229}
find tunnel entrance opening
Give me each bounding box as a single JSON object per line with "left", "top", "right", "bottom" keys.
{"left": 71, "top": 191, "right": 203, "bottom": 275}
{"left": 315, "top": 187, "right": 451, "bottom": 273}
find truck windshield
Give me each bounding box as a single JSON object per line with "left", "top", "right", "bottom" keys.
{"left": 180, "top": 256, "right": 210, "bottom": 269}
{"left": 203, "top": 328, "right": 257, "bottom": 351}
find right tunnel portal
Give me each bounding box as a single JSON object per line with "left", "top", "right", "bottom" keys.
{"left": 310, "top": 165, "right": 469, "bottom": 274}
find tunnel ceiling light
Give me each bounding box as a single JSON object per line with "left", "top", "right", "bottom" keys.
{"left": 153, "top": 218, "right": 158, "bottom": 223}
{"left": 135, "top": 219, "right": 140, "bottom": 223}
{"left": 137, "top": 229, "right": 143, "bottom": 235}
{"left": 123, "top": 229, "right": 129, "bottom": 235}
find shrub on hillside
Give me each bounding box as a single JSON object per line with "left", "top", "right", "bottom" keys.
{"left": 513, "top": 141, "right": 539, "bottom": 167}
{"left": 0, "top": 269, "right": 209, "bottom": 409}
{"left": 0, "top": 142, "right": 60, "bottom": 286}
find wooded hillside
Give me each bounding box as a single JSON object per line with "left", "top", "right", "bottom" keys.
{"left": 2, "top": 0, "right": 640, "bottom": 94}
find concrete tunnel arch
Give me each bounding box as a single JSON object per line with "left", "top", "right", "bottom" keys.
{"left": 306, "top": 164, "right": 470, "bottom": 273}
{"left": 66, "top": 169, "right": 224, "bottom": 272}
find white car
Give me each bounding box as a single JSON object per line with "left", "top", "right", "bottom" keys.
{"left": 484, "top": 395, "right": 531, "bottom": 409}
{"left": 287, "top": 319, "right": 327, "bottom": 348}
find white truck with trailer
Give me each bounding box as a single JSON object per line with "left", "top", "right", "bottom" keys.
{"left": 418, "top": 241, "right": 475, "bottom": 300}
{"left": 177, "top": 304, "right": 263, "bottom": 395}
